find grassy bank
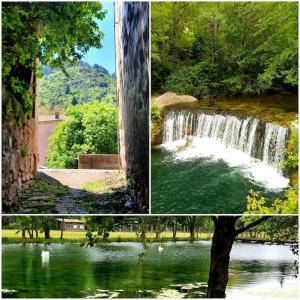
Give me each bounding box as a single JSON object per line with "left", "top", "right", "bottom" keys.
{"left": 2, "top": 230, "right": 213, "bottom": 244}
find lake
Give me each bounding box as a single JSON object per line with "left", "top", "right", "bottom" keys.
{"left": 2, "top": 241, "right": 298, "bottom": 298}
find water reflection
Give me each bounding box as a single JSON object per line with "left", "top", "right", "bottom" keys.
{"left": 2, "top": 242, "right": 298, "bottom": 298}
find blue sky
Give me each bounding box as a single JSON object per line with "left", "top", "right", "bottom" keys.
{"left": 83, "top": 2, "right": 115, "bottom": 74}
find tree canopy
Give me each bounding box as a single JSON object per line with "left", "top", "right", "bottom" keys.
{"left": 152, "top": 2, "right": 298, "bottom": 98}
{"left": 45, "top": 101, "right": 118, "bottom": 168}
{"left": 38, "top": 62, "right": 115, "bottom": 113}
{"left": 2, "top": 2, "right": 106, "bottom": 118}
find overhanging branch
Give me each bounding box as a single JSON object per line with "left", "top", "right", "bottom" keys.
{"left": 235, "top": 216, "right": 272, "bottom": 236}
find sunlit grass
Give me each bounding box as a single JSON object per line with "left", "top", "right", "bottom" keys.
{"left": 83, "top": 181, "right": 109, "bottom": 193}
{"left": 2, "top": 229, "right": 212, "bottom": 243}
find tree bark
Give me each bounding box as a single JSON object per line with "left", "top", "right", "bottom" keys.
{"left": 44, "top": 228, "right": 50, "bottom": 239}
{"left": 22, "top": 229, "right": 26, "bottom": 239}
{"left": 206, "top": 217, "right": 238, "bottom": 298}
{"left": 27, "top": 229, "right": 33, "bottom": 239}
{"left": 60, "top": 218, "right": 64, "bottom": 239}
{"left": 115, "top": 2, "right": 149, "bottom": 212}
{"left": 172, "top": 222, "right": 177, "bottom": 241}
{"left": 206, "top": 216, "right": 271, "bottom": 298}
{"left": 187, "top": 216, "right": 197, "bottom": 241}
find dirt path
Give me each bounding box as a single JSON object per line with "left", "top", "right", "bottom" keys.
{"left": 38, "top": 169, "right": 121, "bottom": 189}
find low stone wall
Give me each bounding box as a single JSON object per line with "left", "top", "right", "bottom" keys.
{"left": 78, "top": 154, "right": 120, "bottom": 170}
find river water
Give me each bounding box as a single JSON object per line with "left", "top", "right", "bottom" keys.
{"left": 2, "top": 242, "right": 298, "bottom": 298}
{"left": 151, "top": 147, "right": 287, "bottom": 214}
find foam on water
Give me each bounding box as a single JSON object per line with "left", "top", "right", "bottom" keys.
{"left": 163, "top": 110, "right": 289, "bottom": 168}
{"left": 161, "top": 137, "right": 289, "bottom": 190}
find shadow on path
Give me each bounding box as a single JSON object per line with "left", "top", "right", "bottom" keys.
{"left": 3, "top": 169, "right": 137, "bottom": 214}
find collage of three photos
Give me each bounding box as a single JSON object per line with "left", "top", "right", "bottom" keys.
{"left": 1, "top": 1, "right": 299, "bottom": 299}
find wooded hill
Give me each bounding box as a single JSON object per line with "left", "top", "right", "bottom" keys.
{"left": 152, "top": 2, "right": 298, "bottom": 98}
{"left": 38, "top": 61, "right": 115, "bottom": 113}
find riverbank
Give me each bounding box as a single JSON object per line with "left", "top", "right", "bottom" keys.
{"left": 2, "top": 230, "right": 213, "bottom": 244}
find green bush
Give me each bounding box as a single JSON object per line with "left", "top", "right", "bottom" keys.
{"left": 45, "top": 101, "right": 118, "bottom": 168}
{"left": 164, "top": 62, "right": 223, "bottom": 99}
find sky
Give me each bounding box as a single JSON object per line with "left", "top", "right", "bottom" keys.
{"left": 83, "top": 2, "right": 115, "bottom": 74}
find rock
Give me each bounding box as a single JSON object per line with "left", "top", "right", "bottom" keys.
{"left": 2, "top": 289, "right": 18, "bottom": 295}
{"left": 170, "top": 284, "right": 182, "bottom": 291}
{"left": 124, "top": 196, "right": 134, "bottom": 209}
{"left": 181, "top": 286, "right": 194, "bottom": 293}
{"left": 154, "top": 92, "right": 198, "bottom": 108}
{"left": 156, "top": 288, "right": 185, "bottom": 298}
{"left": 28, "top": 196, "right": 50, "bottom": 201}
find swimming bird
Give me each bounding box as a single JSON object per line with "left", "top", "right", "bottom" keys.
{"left": 41, "top": 250, "right": 49, "bottom": 257}
{"left": 158, "top": 245, "right": 164, "bottom": 252}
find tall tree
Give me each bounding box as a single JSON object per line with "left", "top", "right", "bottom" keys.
{"left": 206, "top": 216, "right": 270, "bottom": 298}
{"left": 2, "top": 2, "right": 106, "bottom": 118}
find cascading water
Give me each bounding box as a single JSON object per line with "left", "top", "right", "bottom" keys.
{"left": 152, "top": 109, "right": 290, "bottom": 213}
{"left": 163, "top": 110, "right": 289, "bottom": 169}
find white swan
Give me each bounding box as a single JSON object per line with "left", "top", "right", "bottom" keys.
{"left": 41, "top": 250, "right": 49, "bottom": 257}
{"left": 158, "top": 245, "right": 164, "bottom": 252}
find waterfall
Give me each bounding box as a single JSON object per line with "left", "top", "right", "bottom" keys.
{"left": 163, "top": 110, "right": 289, "bottom": 168}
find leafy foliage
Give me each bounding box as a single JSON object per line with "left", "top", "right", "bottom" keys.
{"left": 152, "top": 2, "right": 298, "bottom": 97}
{"left": 38, "top": 62, "right": 115, "bottom": 113}
{"left": 282, "top": 130, "right": 299, "bottom": 172}
{"left": 45, "top": 102, "right": 118, "bottom": 168}
{"left": 246, "top": 187, "right": 298, "bottom": 214}
{"left": 2, "top": 2, "right": 105, "bottom": 119}
{"left": 151, "top": 104, "right": 164, "bottom": 140}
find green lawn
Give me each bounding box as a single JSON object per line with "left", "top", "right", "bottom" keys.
{"left": 2, "top": 229, "right": 212, "bottom": 244}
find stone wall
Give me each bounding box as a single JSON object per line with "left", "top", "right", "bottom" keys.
{"left": 115, "top": 2, "right": 149, "bottom": 211}
{"left": 78, "top": 154, "right": 120, "bottom": 169}
{"left": 2, "top": 86, "right": 39, "bottom": 206}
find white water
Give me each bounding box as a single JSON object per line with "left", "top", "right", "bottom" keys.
{"left": 162, "top": 110, "right": 290, "bottom": 190}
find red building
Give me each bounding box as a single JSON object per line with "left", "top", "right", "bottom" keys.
{"left": 38, "top": 113, "right": 67, "bottom": 167}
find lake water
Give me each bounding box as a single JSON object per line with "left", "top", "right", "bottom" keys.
{"left": 2, "top": 241, "right": 298, "bottom": 298}
{"left": 151, "top": 148, "right": 287, "bottom": 214}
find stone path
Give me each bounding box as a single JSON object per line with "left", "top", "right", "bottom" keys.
{"left": 4, "top": 169, "right": 131, "bottom": 214}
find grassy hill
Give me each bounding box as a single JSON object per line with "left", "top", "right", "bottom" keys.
{"left": 38, "top": 61, "right": 115, "bottom": 114}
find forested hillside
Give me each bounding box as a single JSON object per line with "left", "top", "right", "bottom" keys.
{"left": 152, "top": 2, "right": 298, "bottom": 98}
{"left": 38, "top": 62, "right": 115, "bottom": 113}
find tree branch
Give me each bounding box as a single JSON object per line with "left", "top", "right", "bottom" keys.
{"left": 235, "top": 216, "right": 272, "bottom": 236}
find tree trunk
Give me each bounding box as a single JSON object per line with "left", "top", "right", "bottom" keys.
{"left": 60, "top": 218, "right": 64, "bottom": 239}
{"left": 44, "top": 227, "right": 50, "bottom": 239}
{"left": 22, "top": 229, "right": 26, "bottom": 239}
{"left": 27, "top": 229, "right": 33, "bottom": 239}
{"left": 188, "top": 216, "right": 197, "bottom": 241}
{"left": 115, "top": 2, "right": 149, "bottom": 212}
{"left": 35, "top": 230, "right": 38, "bottom": 239}
{"left": 206, "top": 217, "right": 237, "bottom": 298}
{"left": 189, "top": 224, "right": 195, "bottom": 241}
{"left": 155, "top": 231, "right": 160, "bottom": 239}
{"left": 172, "top": 223, "right": 177, "bottom": 241}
